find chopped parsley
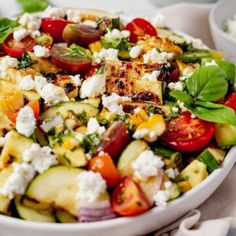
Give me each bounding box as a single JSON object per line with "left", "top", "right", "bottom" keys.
{"left": 79, "top": 133, "right": 101, "bottom": 156}
{"left": 18, "top": 52, "right": 37, "bottom": 69}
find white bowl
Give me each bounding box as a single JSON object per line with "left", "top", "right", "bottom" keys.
{"left": 0, "top": 146, "right": 235, "bottom": 236}
{"left": 209, "top": 0, "right": 236, "bottom": 62}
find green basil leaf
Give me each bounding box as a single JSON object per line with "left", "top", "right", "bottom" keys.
{"left": 17, "top": 0, "right": 49, "bottom": 13}
{"left": 190, "top": 102, "right": 236, "bottom": 126}
{"left": 169, "top": 90, "right": 194, "bottom": 105}
{"left": 216, "top": 60, "right": 236, "bottom": 84}
{"left": 186, "top": 65, "right": 228, "bottom": 102}
{"left": 19, "top": 52, "right": 37, "bottom": 69}
{"left": 0, "top": 18, "right": 19, "bottom": 43}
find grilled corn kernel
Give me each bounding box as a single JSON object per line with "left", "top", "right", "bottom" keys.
{"left": 89, "top": 41, "right": 102, "bottom": 53}
{"left": 63, "top": 137, "right": 78, "bottom": 150}
{"left": 75, "top": 125, "right": 87, "bottom": 134}
{"left": 130, "top": 109, "right": 149, "bottom": 127}
{"left": 99, "top": 108, "right": 115, "bottom": 122}
{"left": 178, "top": 181, "right": 192, "bottom": 193}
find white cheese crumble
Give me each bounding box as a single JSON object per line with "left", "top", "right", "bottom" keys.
{"left": 40, "top": 83, "right": 69, "bottom": 105}
{"left": 225, "top": 14, "right": 236, "bottom": 42}
{"left": 168, "top": 81, "right": 184, "bottom": 91}
{"left": 33, "top": 45, "right": 50, "bottom": 58}
{"left": 153, "top": 190, "right": 170, "bottom": 207}
{"left": 129, "top": 45, "right": 143, "bottom": 59}
{"left": 70, "top": 74, "right": 81, "bottom": 86}
{"left": 34, "top": 75, "right": 48, "bottom": 93}
{"left": 132, "top": 150, "right": 164, "bottom": 181}
{"left": 0, "top": 137, "right": 5, "bottom": 147}
{"left": 104, "top": 29, "right": 130, "bottom": 42}
{"left": 0, "top": 56, "right": 19, "bottom": 78}
{"left": 23, "top": 143, "right": 58, "bottom": 174}
{"left": 141, "top": 70, "right": 160, "bottom": 81}
{"left": 177, "top": 100, "right": 188, "bottom": 112}
{"left": 80, "top": 73, "right": 106, "bottom": 98}
{"left": 16, "top": 106, "right": 36, "bottom": 137}
{"left": 77, "top": 171, "right": 107, "bottom": 203}
{"left": 93, "top": 48, "right": 119, "bottom": 63}
{"left": 133, "top": 129, "right": 149, "bottom": 139}
{"left": 0, "top": 162, "right": 35, "bottom": 199}
{"left": 143, "top": 49, "right": 173, "bottom": 64}
{"left": 171, "top": 107, "right": 179, "bottom": 113}
{"left": 82, "top": 20, "right": 98, "bottom": 28}
{"left": 66, "top": 9, "right": 81, "bottom": 23}
{"left": 134, "top": 107, "right": 142, "bottom": 114}
{"left": 13, "top": 28, "right": 29, "bottom": 42}
{"left": 18, "top": 75, "right": 35, "bottom": 91}
{"left": 87, "top": 118, "right": 105, "bottom": 136}
{"left": 102, "top": 93, "right": 131, "bottom": 115}
{"left": 165, "top": 168, "right": 179, "bottom": 179}
{"left": 42, "top": 6, "right": 65, "bottom": 18}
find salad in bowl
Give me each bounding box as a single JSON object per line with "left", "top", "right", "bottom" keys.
{"left": 0, "top": 6, "right": 235, "bottom": 224}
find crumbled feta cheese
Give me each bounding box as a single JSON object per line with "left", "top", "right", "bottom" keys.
{"left": 70, "top": 74, "right": 81, "bottom": 86}
{"left": 168, "top": 81, "right": 184, "bottom": 91}
{"left": 133, "top": 129, "right": 149, "bottom": 139}
{"left": 153, "top": 190, "right": 170, "bottom": 207}
{"left": 102, "top": 93, "right": 131, "bottom": 115}
{"left": 66, "top": 9, "right": 81, "bottom": 23}
{"left": 87, "top": 118, "right": 105, "bottom": 136}
{"left": 177, "top": 100, "right": 188, "bottom": 112}
{"left": 132, "top": 150, "right": 164, "bottom": 180}
{"left": 0, "top": 162, "right": 35, "bottom": 199}
{"left": 134, "top": 107, "right": 142, "bottom": 114}
{"left": 191, "top": 38, "right": 209, "bottom": 50}
{"left": 164, "top": 181, "right": 173, "bottom": 189}
{"left": 129, "top": 45, "right": 143, "bottom": 59}
{"left": 141, "top": 70, "right": 160, "bottom": 81}
{"left": 82, "top": 20, "right": 98, "bottom": 28}
{"left": 23, "top": 143, "right": 58, "bottom": 173}
{"left": 33, "top": 45, "right": 50, "bottom": 58}
{"left": 151, "top": 13, "right": 165, "bottom": 27}
{"left": 13, "top": 28, "right": 29, "bottom": 41}
{"left": 19, "top": 13, "right": 41, "bottom": 32}
{"left": 0, "top": 137, "right": 5, "bottom": 147}
{"left": 80, "top": 73, "right": 106, "bottom": 98}
{"left": 143, "top": 49, "right": 173, "bottom": 64}
{"left": 171, "top": 107, "right": 179, "bottom": 113}
{"left": 16, "top": 106, "right": 36, "bottom": 137}
{"left": 40, "top": 116, "right": 64, "bottom": 133}
{"left": 165, "top": 168, "right": 179, "bottom": 179}
{"left": 77, "top": 171, "right": 107, "bottom": 203}
{"left": 104, "top": 29, "right": 130, "bottom": 42}
{"left": 204, "top": 60, "right": 218, "bottom": 67}
{"left": 34, "top": 75, "right": 48, "bottom": 93}
{"left": 18, "top": 75, "right": 35, "bottom": 91}
{"left": 225, "top": 14, "right": 236, "bottom": 42}
{"left": 0, "top": 56, "right": 18, "bottom": 78}
{"left": 42, "top": 6, "right": 65, "bottom": 18}
{"left": 93, "top": 48, "right": 119, "bottom": 63}
{"left": 40, "top": 83, "right": 69, "bottom": 105}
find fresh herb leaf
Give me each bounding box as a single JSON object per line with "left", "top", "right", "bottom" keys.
{"left": 114, "top": 114, "right": 134, "bottom": 131}
{"left": 17, "top": 0, "right": 49, "bottom": 13}
{"left": 18, "top": 52, "right": 37, "bottom": 69}
{"left": 101, "top": 37, "right": 132, "bottom": 51}
{"left": 186, "top": 65, "right": 228, "bottom": 102}
{"left": 190, "top": 101, "right": 236, "bottom": 126}
{"left": 169, "top": 90, "right": 194, "bottom": 106}
{"left": 79, "top": 133, "right": 101, "bottom": 156}
{"left": 216, "top": 60, "right": 236, "bottom": 84}
{"left": 95, "top": 65, "right": 105, "bottom": 75}
{"left": 112, "top": 18, "right": 120, "bottom": 29}
{"left": 0, "top": 18, "right": 19, "bottom": 43}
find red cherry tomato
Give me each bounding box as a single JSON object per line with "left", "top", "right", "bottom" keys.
{"left": 160, "top": 112, "right": 215, "bottom": 153}
{"left": 85, "top": 64, "right": 101, "bottom": 79}
{"left": 28, "top": 100, "right": 40, "bottom": 120}
{"left": 125, "top": 18, "right": 157, "bottom": 43}
{"left": 50, "top": 44, "right": 92, "bottom": 74}
{"left": 88, "top": 153, "right": 120, "bottom": 188}
{"left": 41, "top": 18, "right": 69, "bottom": 42}
{"left": 97, "top": 121, "right": 130, "bottom": 160}
{"left": 111, "top": 177, "right": 149, "bottom": 216}
{"left": 3, "top": 35, "right": 36, "bottom": 58}
{"left": 224, "top": 93, "right": 236, "bottom": 112}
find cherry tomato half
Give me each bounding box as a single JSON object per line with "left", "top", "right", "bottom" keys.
{"left": 224, "top": 93, "right": 236, "bottom": 112}
{"left": 111, "top": 177, "right": 149, "bottom": 216}
{"left": 50, "top": 43, "right": 92, "bottom": 74}
{"left": 28, "top": 100, "right": 40, "bottom": 120}
{"left": 125, "top": 18, "right": 157, "bottom": 43}
{"left": 97, "top": 121, "right": 130, "bottom": 160}
{"left": 3, "top": 35, "right": 36, "bottom": 58}
{"left": 160, "top": 112, "right": 215, "bottom": 153}
{"left": 41, "top": 18, "right": 69, "bottom": 42}
{"left": 88, "top": 153, "right": 120, "bottom": 188}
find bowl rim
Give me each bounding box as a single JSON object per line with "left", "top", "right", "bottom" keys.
{"left": 0, "top": 145, "right": 235, "bottom": 231}
{"left": 209, "top": 0, "right": 236, "bottom": 45}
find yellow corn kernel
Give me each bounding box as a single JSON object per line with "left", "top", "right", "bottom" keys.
{"left": 136, "top": 114, "right": 166, "bottom": 142}
{"left": 178, "top": 181, "right": 192, "bottom": 193}
{"left": 89, "top": 41, "right": 102, "bottom": 53}
{"left": 63, "top": 137, "right": 77, "bottom": 150}
{"left": 99, "top": 108, "right": 115, "bottom": 122}
{"left": 130, "top": 109, "right": 149, "bottom": 127}
{"left": 75, "top": 125, "right": 87, "bottom": 134}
